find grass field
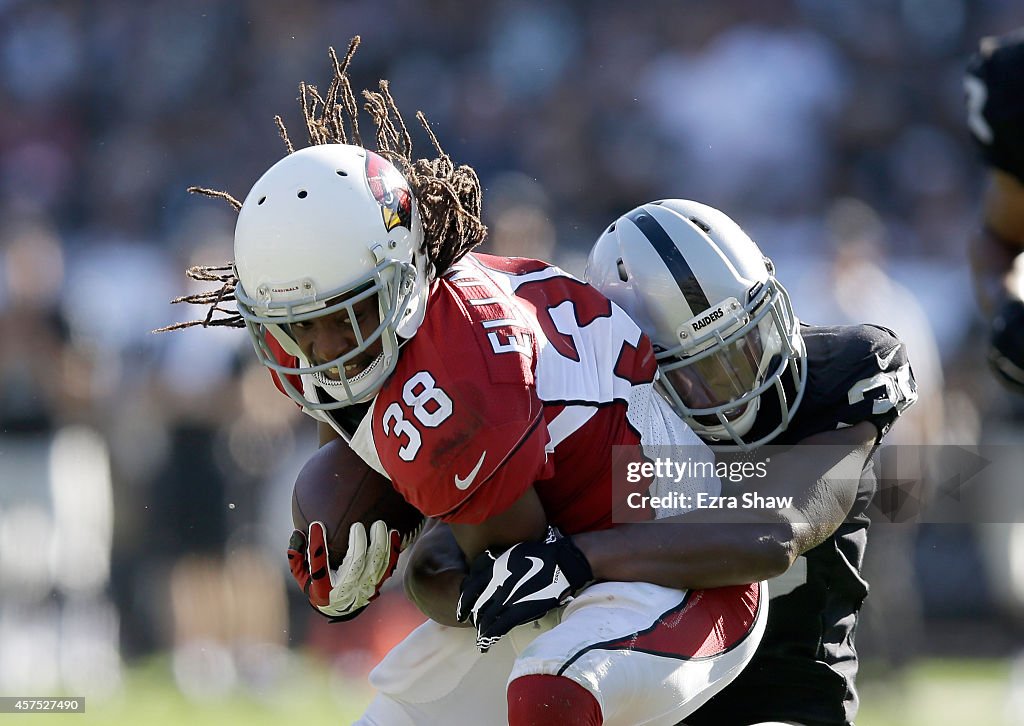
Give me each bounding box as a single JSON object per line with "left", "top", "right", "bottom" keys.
{"left": 12, "top": 654, "right": 373, "bottom": 726}
{"left": 857, "top": 659, "right": 1010, "bottom": 726}
{"left": 11, "top": 655, "right": 1012, "bottom": 725}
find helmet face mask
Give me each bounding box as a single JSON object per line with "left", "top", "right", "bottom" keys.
{"left": 586, "top": 199, "right": 807, "bottom": 450}
{"left": 662, "top": 312, "right": 765, "bottom": 418}
{"left": 232, "top": 143, "right": 427, "bottom": 410}
{"left": 236, "top": 255, "right": 418, "bottom": 408}
{"left": 653, "top": 276, "right": 807, "bottom": 450}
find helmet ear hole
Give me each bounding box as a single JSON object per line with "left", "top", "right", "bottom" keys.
{"left": 336, "top": 169, "right": 348, "bottom": 177}
{"left": 616, "top": 258, "right": 629, "bottom": 282}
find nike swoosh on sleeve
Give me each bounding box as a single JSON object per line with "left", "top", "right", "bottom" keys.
{"left": 876, "top": 344, "right": 901, "bottom": 370}
{"left": 455, "top": 450, "right": 487, "bottom": 490}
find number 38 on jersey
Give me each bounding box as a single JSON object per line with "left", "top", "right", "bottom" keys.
{"left": 382, "top": 371, "right": 454, "bottom": 461}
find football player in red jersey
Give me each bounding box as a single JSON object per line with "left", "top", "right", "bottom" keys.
{"left": 165, "top": 40, "right": 765, "bottom": 726}
{"left": 965, "top": 28, "right": 1024, "bottom": 393}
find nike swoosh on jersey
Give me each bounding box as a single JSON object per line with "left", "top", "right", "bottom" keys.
{"left": 502, "top": 556, "right": 547, "bottom": 606}
{"left": 455, "top": 450, "right": 487, "bottom": 490}
{"left": 876, "top": 344, "right": 901, "bottom": 370}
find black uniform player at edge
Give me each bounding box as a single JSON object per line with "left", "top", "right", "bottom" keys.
{"left": 682, "top": 329, "right": 914, "bottom": 725}
{"left": 965, "top": 28, "right": 1024, "bottom": 394}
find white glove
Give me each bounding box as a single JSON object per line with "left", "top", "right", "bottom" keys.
{"left": 288, "top": 520, "right": 403, "bottom": 621}
{"left": 324, "top": 520, "right": 400, "bottom": 616}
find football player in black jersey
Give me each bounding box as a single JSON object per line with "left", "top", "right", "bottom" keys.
{"left": 449, "top": 199, "right": 917, "bottom": 726}
{"left": 965, "top": 28, "right": 1024, "bottom": 393}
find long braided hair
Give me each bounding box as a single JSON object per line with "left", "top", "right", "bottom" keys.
{"left": 156, "top": 36, "right": 487, "bottom": 333}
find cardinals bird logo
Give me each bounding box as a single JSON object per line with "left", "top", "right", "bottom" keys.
{"left": 364, "top": 150, "right": 412, "bottom": 232}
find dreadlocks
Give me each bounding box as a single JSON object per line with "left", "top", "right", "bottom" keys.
{"left": 156, "top": 35, "right": 487, "bottom": 333}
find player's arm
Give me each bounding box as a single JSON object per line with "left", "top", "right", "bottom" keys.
{"left": 971, "top": 171, "right": 1024, "bottom": 392}
{"left": 966, "top": 31, "right": 1024, "bottom": 391}
{"left": 454, "top": 422, "right": 874, "bottom": 650}
{"left": 405, "top": 408, "right": 550, "bottom": 628}
{"left": 404, "top": 519, "right": 469, "bottom": 627}
{"left": 406, "top": 487, "right": 550, "bottom": 642}
{"left": 572, "top": 421, "right": 876, "bottom": 589}
{"left": 403, "top": 486, "right": 550, "bottom": 629}
{"left": 288, "top": 422, "right": 403, "bottom": 622}
{"left": 448, "top": 485, "right": 548, "bottom": 560}
{"left": 970, "top": 169, "right": 1024, "bottom": 315}
{"left": 421, "top": 423, "right": 872, "bottom": 622}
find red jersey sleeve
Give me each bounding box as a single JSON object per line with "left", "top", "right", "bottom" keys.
{"left": 370, "top": 274, "right": 554, "bottom": 523}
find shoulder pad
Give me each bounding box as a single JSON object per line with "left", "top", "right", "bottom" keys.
{"left": 798, "top": 324, "right": 917, "bottom": 441}
{"left": 839, "top": 325, "right": 917, "bottom": 439}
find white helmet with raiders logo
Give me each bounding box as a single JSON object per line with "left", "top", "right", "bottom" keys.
{"left": 233, "top": 143, "right": 429, "bottom": 409}
{"left": 586, "top": 199, "right": 806, "bottom": 450}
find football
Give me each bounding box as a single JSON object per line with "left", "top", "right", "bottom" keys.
{"left": 291, "top": 439, "right": 424, "bottom": 567}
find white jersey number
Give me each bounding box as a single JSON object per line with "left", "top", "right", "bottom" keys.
{"left": 382, "top": 371, "right": 454, "bottom": 461}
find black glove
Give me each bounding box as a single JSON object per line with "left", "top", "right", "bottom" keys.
{"left": 989, "top": 297, "right": 1024, "bottom": 394}
{"left": 456, "top": 526, "right": 594, "bottom": 653}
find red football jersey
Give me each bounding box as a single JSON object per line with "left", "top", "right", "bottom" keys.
{"left": 270, "top": 254, "right": 658, "bottom": 534}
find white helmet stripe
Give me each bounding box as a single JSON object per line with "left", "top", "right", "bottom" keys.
{"left": 627, "top": 208, "right": 711, "bottom": 314}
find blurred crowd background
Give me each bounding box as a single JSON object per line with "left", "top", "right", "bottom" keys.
{"left": 2, "top": 0, "right": 1024, "bottom": 721}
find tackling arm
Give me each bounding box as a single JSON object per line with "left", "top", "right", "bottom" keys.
{"left": 409, "top": 422, "right": 874, "bottom": 622}
{"left": 405, "top": 487, "right": 547, "bottom": 627}
{"left": 572, "top": 421, "right": 876, "bottom": 589}
{"left": 404, "top": 519, "right": 469, "bottom": 627}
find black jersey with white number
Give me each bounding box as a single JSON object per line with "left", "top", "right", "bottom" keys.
{"left": 758, "top": 322, "right": 914, "bottom": 447}
{"left": 686, "top": 322, "right": 917, "bottom": 726}
{"left": 966, "top": 28, "right": 1024, "bottom": 183}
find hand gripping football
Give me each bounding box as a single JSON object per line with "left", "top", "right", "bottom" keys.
{"left": 291, "top": 439, "right": 424, "bottom": 567}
